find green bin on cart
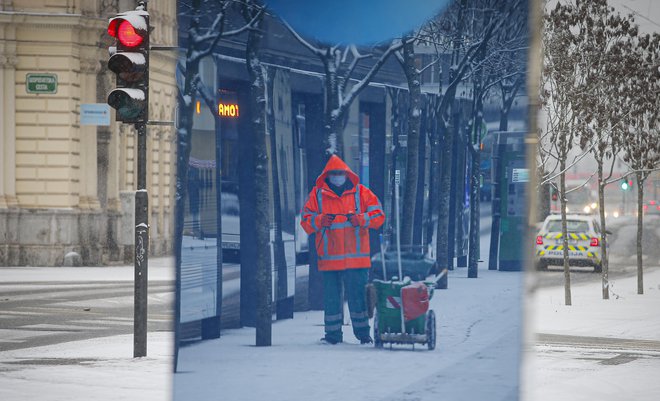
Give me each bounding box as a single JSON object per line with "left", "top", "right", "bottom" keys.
{"left": 372, "top": 278, "right": 436, "bottom": 350}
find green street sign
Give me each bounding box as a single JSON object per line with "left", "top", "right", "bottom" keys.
{"left": 26, "top": 73, "right": 58, "bottom": 94}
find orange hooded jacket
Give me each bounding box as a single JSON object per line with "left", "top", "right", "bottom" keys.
{"left": 301, "top": 155, "right": 385, "bottom": 271}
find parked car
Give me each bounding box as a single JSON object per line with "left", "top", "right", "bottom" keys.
{"left": 534, "top": 214, "right": 608, "bottom": 273}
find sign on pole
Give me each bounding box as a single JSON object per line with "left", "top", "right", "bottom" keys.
{"left": 80, "top": 104, "right": 112, "bottom": 126}
{"left": 26, "top": 73, "right": 58, "bottom": 94}
{"left": 512, "top": 168, "right": 529, "bottom": 183}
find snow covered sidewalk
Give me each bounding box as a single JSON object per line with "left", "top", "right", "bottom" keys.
{"left": 0, "top": 258, "right": 175, "bottom": 401}
{"left": 523, "top": 268, "right": 660, "bottom": 401}
{"left": 0, "top": 332, "right": 173, "bottom": 401}
{"left": 174, "top": 266, "right": 523, "bottom": 401}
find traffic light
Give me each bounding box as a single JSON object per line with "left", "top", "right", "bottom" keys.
{"left": 621, "top": 180, "right": 629, "bottom": 191}
{"left": 107, "top": 7, "right": 149, "bottom": 123}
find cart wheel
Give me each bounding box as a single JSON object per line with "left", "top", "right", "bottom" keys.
{"left": 373, "top": 313, "right": 383, "bottom": 348}
{"left": 426, "top": 310, "right": 436, "bottom": 350}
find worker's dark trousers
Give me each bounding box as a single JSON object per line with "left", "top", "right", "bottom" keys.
{"left": 323, "top": 268, "right": 370, "bottom": 342}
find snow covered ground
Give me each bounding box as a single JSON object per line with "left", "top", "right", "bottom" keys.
{"left": 523, "top": 267, "right": 660, "bottom": 401}
{"left": 174, "top": 230, "right": 524, "bottom": 401}
{"left": 0, "top": 332, "right": 173, "bottom": 401}
{"left": 0, "top": 258, "right": 175, "bottom": 401}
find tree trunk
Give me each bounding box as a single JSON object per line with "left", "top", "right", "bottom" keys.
{"left": 597, "top": 164, "right": 609, "bottom": 300}
{"left": 323, "top": 59, "right": 344, "bottom": 158}
{"left": 245, "top": 15, "right": 272, "bottom": 346}
{"left": 468, "top": 147, "right": 480, "bottom": 278}
{"left": 388, "top": 88, "right": 401, "bottom": 237}
{"left": 400, "top": 38, "right": 421, "bottom": 248}
{"left": 436, "top": 117, "right": 453, "bottom": 285}
{"left": 636, "top": 171, "right": 644, "bottom": 295}
{"left": 468, "top": 83, "right": 484, "bottom": 278}
{"left": 560, "top": 166, "right": 571, "bottom": 306}
{"left": 426, "top": 103, "right": 440, "bottom": 249}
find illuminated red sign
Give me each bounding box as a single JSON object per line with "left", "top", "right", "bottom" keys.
{"left": 218, "top": 102, "right": 239, "bottom": 118}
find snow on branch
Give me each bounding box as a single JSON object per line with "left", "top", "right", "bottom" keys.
{"left": 224, "top": 5, "right": 264, "bottom": 37}
{"left": 338, "top": 40, "right": 405, "bottom": 117}
{"left": 281, "top": 19, "right": 324, "bottom": 57}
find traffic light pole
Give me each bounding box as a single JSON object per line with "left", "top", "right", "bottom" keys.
{"left": 107, "top": 1, "right": 151, "bottom": 358}
{"left": 134, "top": 121, "right": 149, "bottom": 358}
{"left": 134, "top": 0, "right": 149, "bottom": 358}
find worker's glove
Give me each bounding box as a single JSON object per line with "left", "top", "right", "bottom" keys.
{"left": 320, "top": 214, "right": 336, "bottom": 227}
{"left": 349, "top": 213, "right": 367, "bottom": 227}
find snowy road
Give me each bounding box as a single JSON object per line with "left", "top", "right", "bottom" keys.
{"left": 0, "top": 258, "right": 175, "bottom": 352}
{"left": 534, "top": 215, "right": 660, "bottom": 288}
{"left": 537, "top": 333, "right": 660, "bottom": 353}
{"left": 524, "top": 265, "right": 660, "bottom": 401}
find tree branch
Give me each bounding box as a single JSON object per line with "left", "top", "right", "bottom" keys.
{"left": 281, "top": 19, "right": 325, "bottom": 57}
{"left": 337, "top": 40, "right": 404, "bottom": 117}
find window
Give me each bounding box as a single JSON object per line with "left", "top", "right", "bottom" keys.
{"left": 546, "top": 220, "right": 590, "bottom": 233}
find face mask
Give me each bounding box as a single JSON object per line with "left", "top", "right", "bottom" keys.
{"left": 329, "top": 174, "right": 347, "bottom": 187}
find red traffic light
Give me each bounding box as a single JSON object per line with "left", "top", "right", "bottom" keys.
{"left": 118, "top": 20, "right": 143, "bottom": 47}
{"left": 108, "top": 11, "right": 148, "bottom": 48}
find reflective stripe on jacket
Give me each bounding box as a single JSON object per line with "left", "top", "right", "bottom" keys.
{"left": 300, "top": 155, "right": 385, "bottom": 271}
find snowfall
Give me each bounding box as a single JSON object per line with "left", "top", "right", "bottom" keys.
{"left": 2, "top": 238, "right": 660, "bottom": 400}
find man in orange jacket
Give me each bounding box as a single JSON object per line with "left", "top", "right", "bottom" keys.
{"left": 301, "top": 155, "right": 385, "bottom": 344}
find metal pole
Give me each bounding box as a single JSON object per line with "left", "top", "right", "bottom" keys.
{"left": 395, "top": 170, "right": 403, "bottom": 280}
{"left": 134, "top": 0, "right": 150, "bottom": 358}
{"left": 394, "top": 173, "right": 406, "bottom": 335}
{"left": 134, "top": 122, "right": 149, "bottom": 357}
{"left": 379, "top": 234, "right": 388, "bottom": 280}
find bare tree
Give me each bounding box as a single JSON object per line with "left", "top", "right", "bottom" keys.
{"left": 539, "top": 1, "right": 591, "bottom": 306}
{"left": 238, "top": 0, "right": 273, "bottom": 345}
{"left": 620, "top": 32, "right": 660, "bottom": 295}
{"left": 570, "top": 0, "right": 638, "bottom": 300}
{"left": 464, "top": 0, "right": 528, "bottom": 278}
{"left": 420, "top": 0, "right": 514, "bottom": 276}
{"left": 282, "top": 23, "right": 404, "bottom": 158}
{"left": 395, "top": 35, "right": 423, "bottom": 248}
{"left": 484, "top": 2, "right": 528, "bottom": 272}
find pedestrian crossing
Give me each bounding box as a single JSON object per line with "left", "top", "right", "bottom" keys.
{"left": 0, "top": 280, "right": 173, "bottom": 352}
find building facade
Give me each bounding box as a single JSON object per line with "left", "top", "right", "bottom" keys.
{"left": 0, "top": 0, "right": 177, "bottom": 266}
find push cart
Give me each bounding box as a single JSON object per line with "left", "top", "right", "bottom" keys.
{"left": 371, "top": 277, "right": 436, "bottom": 350}
{"left": 369, "top": 169, "right": 439, "bottom": 350}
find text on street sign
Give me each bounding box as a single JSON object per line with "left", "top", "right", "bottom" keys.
{"left": 512, "top": 168, "right": 529, "bottom": 183}
{"left": 26, "top": 73, "right": 58, "bottom": 94}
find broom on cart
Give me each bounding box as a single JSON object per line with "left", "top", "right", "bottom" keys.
{"left": 367, "top": 171, "right": 440, "bottom": 350}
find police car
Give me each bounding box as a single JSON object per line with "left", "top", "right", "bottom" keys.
{"left": 534, "top": 214, "right": 607, "bottom": 272}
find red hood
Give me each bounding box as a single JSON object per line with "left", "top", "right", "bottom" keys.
{"left": 315, "top": 155, "right": 359, "bottom": 189}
